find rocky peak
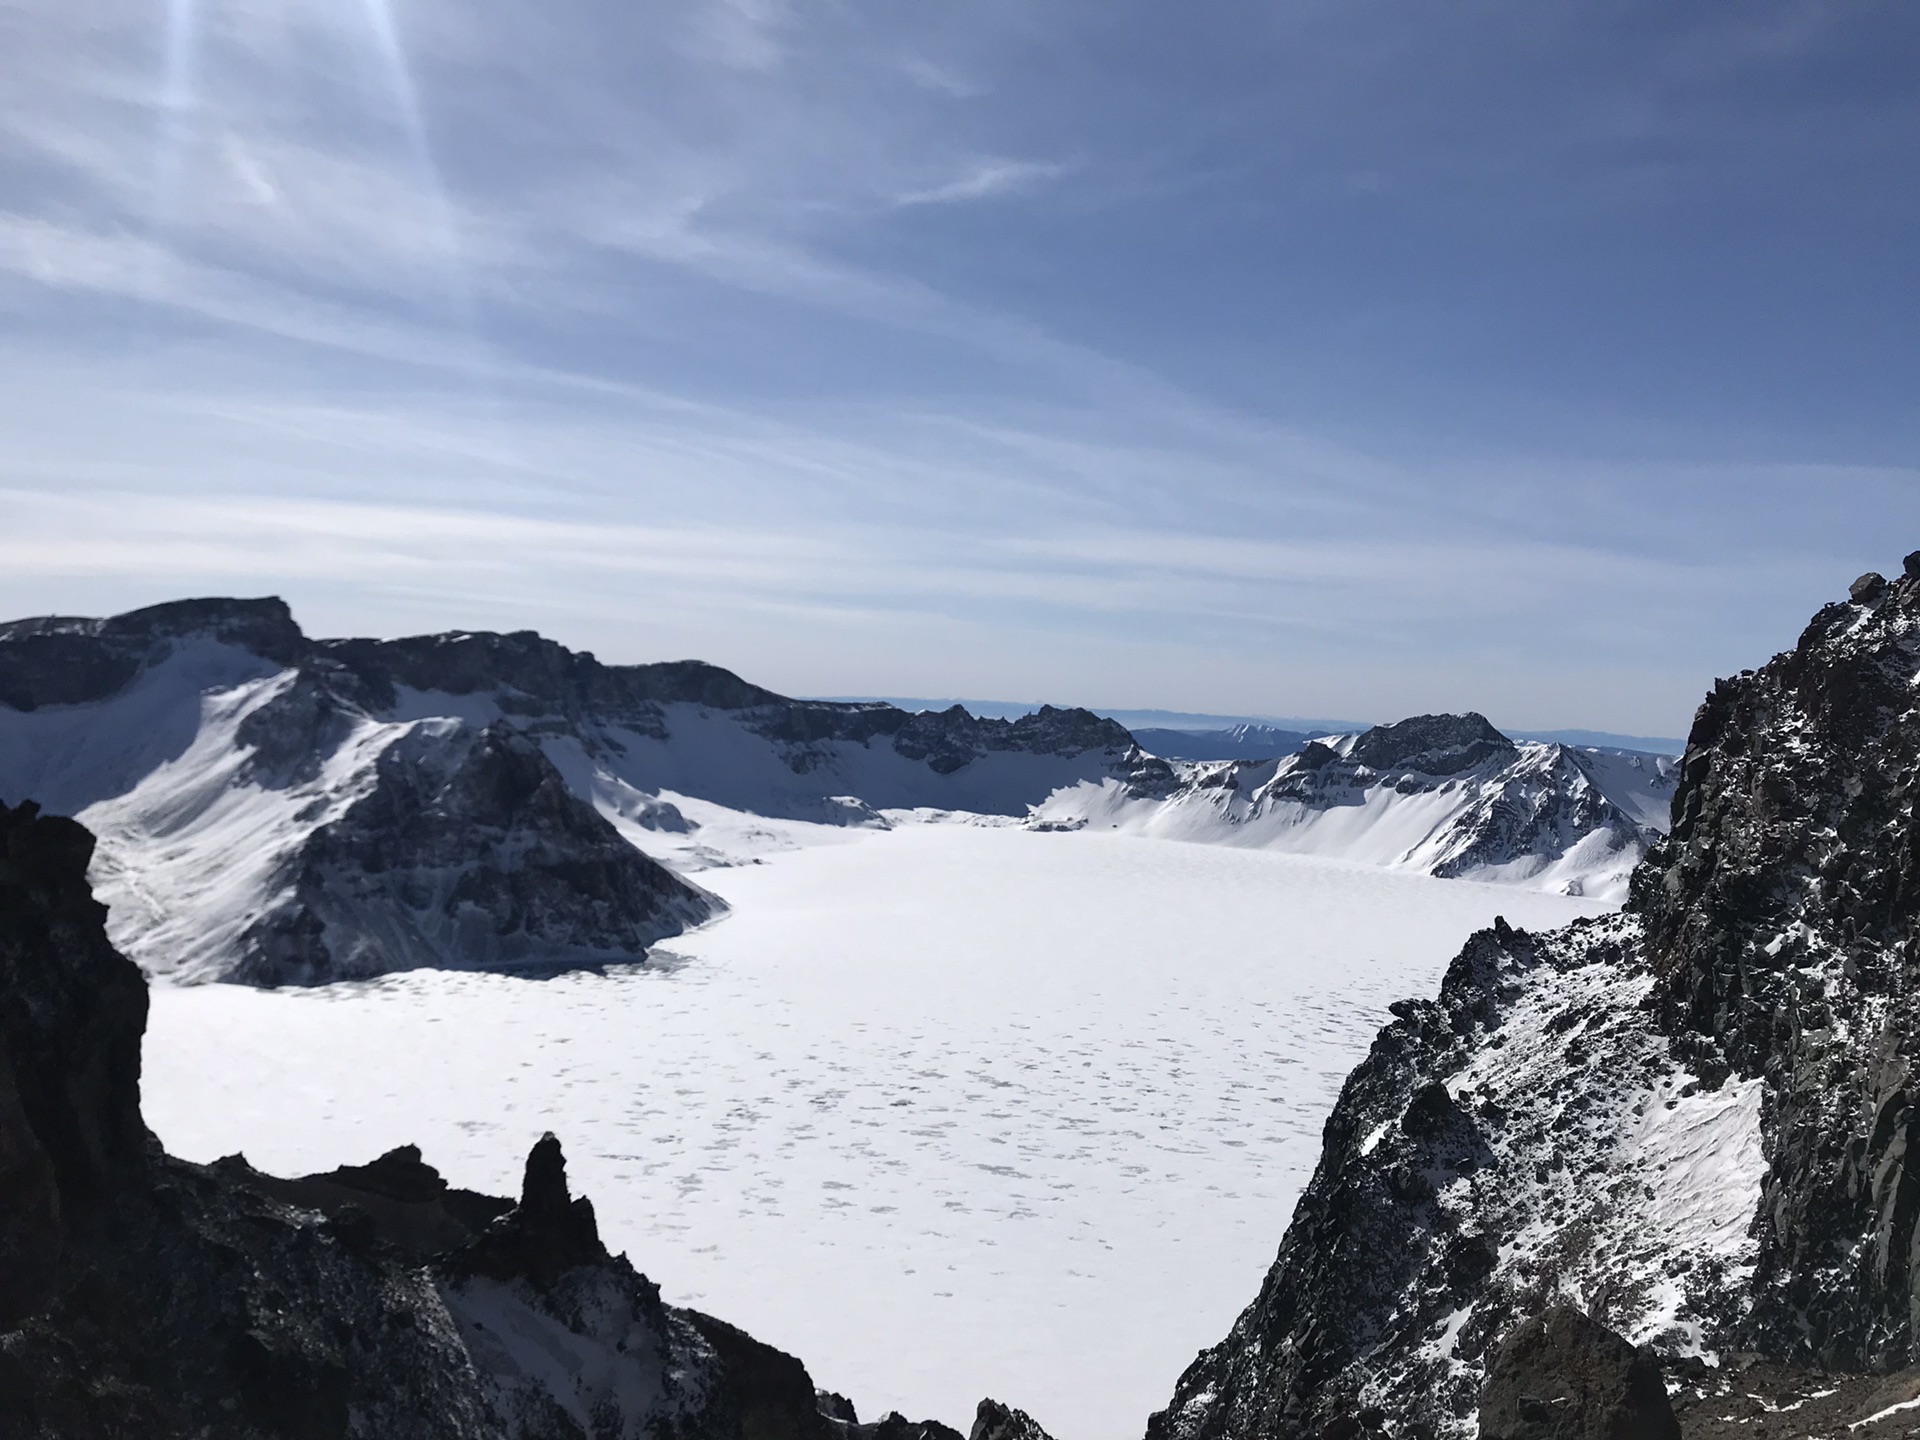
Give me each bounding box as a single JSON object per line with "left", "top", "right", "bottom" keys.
{"left": 1626, "top": 550, "right": 1920, "bottom": 1368}
{"left": 969, "top": 1399, "right": 1058, "bottom": 1440}
{"left": 1347, "top": 713, "right": 1516, "bottom": 776}
{"left": 0, "top": 595, "right": 306, "bottom": 712}
{"left": 451, "top": 1132, "right": 609, "bottom": 1291}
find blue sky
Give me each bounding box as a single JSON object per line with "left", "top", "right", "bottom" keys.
{"left": 0, "top": 0, "right": 1915, "bottom": 734}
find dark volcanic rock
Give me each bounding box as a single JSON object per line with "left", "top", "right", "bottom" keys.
{"left": 1478, "top": 1305, "right": 1679, "bottom": 1440}
{"left": 1633, "top": 553, "right": 1920, "bottom": 1369}
{"left": 686, "top": 1309, "right": 838, "bottom": 1440}
{"left": 849, "top": 1414, "right": 965, "bottom": 1440}
{"left": 0, "top": 597, "right": 305, "bottom": 711}
{"left": 1348, "top": 713, "right": 1515, "bottom": 776}
{"left": 969, "top": 1399, "right": 1058, "bottom": 1440}
{"left": 231, "top": 721, "right": 718, "bottom": 986}
{"left": 0, "top": 803, "right": 148, "bottom": 1225}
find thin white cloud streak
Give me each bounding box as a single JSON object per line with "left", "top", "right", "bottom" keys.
{"left": 892, "top": 158, "right": 1064, "bottom": 207}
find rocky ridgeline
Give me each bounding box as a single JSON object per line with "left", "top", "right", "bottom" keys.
{"left": 0, "top": 798, "right": 1054, "bottom": 1440}
{"left": 1148, "top": 557, "right": 1920, "bottom": 1439}
{"left": 1045, "top": 712, "right": 1670, "bottom": 898}
{"left": 0, "top": 597, "right": 1140, "bottom": 774}
{"left": 1277, "top": 715, "right": 1651, "bottom": 883}
{"left": 0, "top": 598, "right": 1157, "bottom": 984}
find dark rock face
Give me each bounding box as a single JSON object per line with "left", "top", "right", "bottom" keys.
{"left": 1633, "top": 553, "right": 1920, "bottom": 1370}
{"left": 0, "top": 797, "right": 496, "bottom": 1438}
{"left": 969, "top": 1399, "right": 1058, "bottom": 1440}
{"left": 231, "top": 721, "right": 716, "bottom": 986}
{"left": 1347, "top": 713, "right": 1515, "bottom": 777}
{"left": 0, "top": 800, "right": 982, "bottom": 1440}
{"left": 1478, "top": 1305, "right": 1679, "bottom": 1440}
{"left": 1150, "top": 559, "right": 1920, "bottom": 1440}
{"left": 0, "top": 802, "right": 148, "bottom": 1241}
{"left": 0, "top": 598, "right": 305, "bottom": 712}
{"left": 847, "top": 1415, "right": 965, "bottom": 1440}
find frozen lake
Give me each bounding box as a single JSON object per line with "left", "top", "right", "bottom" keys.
{"left": 142, "top": 822, "right": 1604, "bottom": 1440}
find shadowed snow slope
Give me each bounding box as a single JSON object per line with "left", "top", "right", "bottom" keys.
{"left": 1, "top": 599, "right": 1665, "bottom": 982}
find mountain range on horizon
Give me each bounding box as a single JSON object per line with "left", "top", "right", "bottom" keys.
{"left": 818, "top": 697, "right": 1688, "bottom": 758}
{"left": 0, "top": 596, "right": 1672, "bottom": 986}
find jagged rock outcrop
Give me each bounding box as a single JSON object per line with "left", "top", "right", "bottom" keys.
{"left": 968, "top": 1399, "right": 1058, "bottom": 1440}
{"left": 0, "top": 798, "right": 980, "bottom": 1439}
{"left": 1477, "top": 1305, "right": 1678, "bottom": 1440}
{"left": 1634, "top": 553, "right": 1920, "bottom": 1370}
{"left": 1147, "top": 556, "right": 1920, "bottom": 1440}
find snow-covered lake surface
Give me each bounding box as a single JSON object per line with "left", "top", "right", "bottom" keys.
{"left": 142, "top": 822, "right": 1605, "bottom": 1440}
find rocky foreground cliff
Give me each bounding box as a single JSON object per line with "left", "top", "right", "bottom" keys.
{"left": 1147, "top": 557, "right": 1920, "bottom": 1439}
{"left": 0, "top": 797, "right": 1052, "bottom": 1440}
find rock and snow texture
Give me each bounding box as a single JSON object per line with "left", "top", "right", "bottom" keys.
{"left": 0, "top": 599, "right": 1660, "bottom": 984}
{"left": 1035, "top": 713, "right": 1675, "bottom": 903}
{"left": 1147, "top": 554, "right": 1920, "bottom": 1440}
{"left": 0, "top": 605, "right": 720, "bottom": 985}
{"left": 0, "top": 601, "right": 1151, "bottom": 984}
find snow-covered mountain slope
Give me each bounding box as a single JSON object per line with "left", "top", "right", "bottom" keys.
{"left": 0, "top": 599, "right": 1157, "bottom": 984}
{"left": 1148, "top": 557, "right": 1920, "bottom": 1440}
{"left": 0, "top": 603, "right": 721, "bottom": 984}
{"left": 1035, "top": 713, "right": 1675, "bottom": 902}
{"left": 0, "top": 597, "right": 1670, "bottom": 981}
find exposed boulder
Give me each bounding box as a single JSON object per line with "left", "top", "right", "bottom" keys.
{"left": 1478, "top": 1305, "right": 1678, "bottom": 1440}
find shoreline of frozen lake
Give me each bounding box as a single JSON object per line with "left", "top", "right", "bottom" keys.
{"left": 142, "top": 822, "right": 1606, "bottom": 1440}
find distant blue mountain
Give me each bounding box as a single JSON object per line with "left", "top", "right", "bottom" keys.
{"left": 816, "top": 700, "right": 1685, "bottom": 759}
{"left": 1507, "top": 728, "right": 1685, "bottom": 756}
{"left": 1128, "top": 724, "right": 1316, "bottom": 761}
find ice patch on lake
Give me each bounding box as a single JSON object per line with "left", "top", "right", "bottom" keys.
{"left": 142, "top": 823, "right": 1603, "bottom": 1440}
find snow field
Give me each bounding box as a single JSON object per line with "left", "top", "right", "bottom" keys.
{"left": 141, "top": 822, "right": 1604, "bottom": 1440}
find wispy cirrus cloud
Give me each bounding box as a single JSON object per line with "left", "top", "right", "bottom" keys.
{"left": 0, "top": 0, "right": 1914, "bottom": 733}
{"left": 892, "top": 158, "right": 1065, "bottom": 208}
